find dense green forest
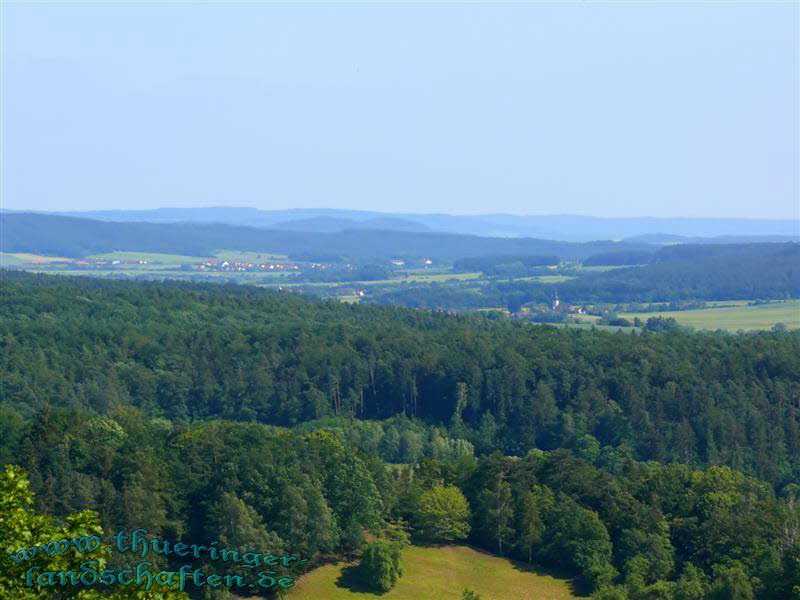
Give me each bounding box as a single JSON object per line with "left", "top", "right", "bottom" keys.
{"left": 3, "top": 271, "right": 799, "bottom": 483}
{"left": 371, "top": 243, "right": 800, "bottom": 309}
{"left": 2, "top": 272, "right": 799, "bottom": 598}
{"left": 516, "top": 243, "right": 799, "bottom": 303}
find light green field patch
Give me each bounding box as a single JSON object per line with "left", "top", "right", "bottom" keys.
{"left": 214, "top": 250, "right": 289, "bottom": 262}
{"left": 509, "top": 275, "right": 576, "bottom": 284}
{"left": 575, "top": 265, "right": 635, "bottom": 272}
{"left": 566, "top": 314, "right": 602, "bottom": 323}
{"left": 261, "top": 272, "right": 483, "bottom": 289}
{"left": 87, "top": 251, "right": 211, "bottom": 264}
{"left": 620, "top": 300, "right": 800, "bottom": 331}
{"left": 287, "top": 545, "right": 581, "bottom": 600}
{"left": 533, "top": 275, "right": 575, "bottom": 284}
{"left": 0, "top": 252, "right": 73, "bottom": 265}
{"left": 398, "top": 271, "right": 482, "bottom": 283}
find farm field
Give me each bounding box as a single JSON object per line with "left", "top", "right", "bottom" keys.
{"left": 398, "top": 271, "right": 482, "bottom": 282}
{"left": 0, "top": 252, "right": 73, "bottom": 265}
{"left": 512, "top": 274, "right": 576, "bottom": 284}
{"left": 89, "top": 250, "right": 292, "bottom": 264}
{"left": 213, "top": 249, "right": 289, "bottom": 262}
{"left": 620, "top": 300, "right": 800, "bottom": 331}
{"left": 573, "top": 265, "right": 636, "bottom": 272}
{"left": 87, "top": 251, "right": 211, "bottom": 264}
{"left": 286, "top": 545, "right": 581, "bottom": 600}
{"left": 260, "top": 271, "right": 484, "bottom": 288}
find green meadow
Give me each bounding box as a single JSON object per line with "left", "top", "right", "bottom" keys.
{"left": 620, "top": 300, "right": 800, "bottom": 331}
{"left": 287, "top": 545, "right": 581, "bottom": 600}
{"left": 213, "top": 249, "right": 289, "bottom": 262}
{"left": 87, "top": 251, "right": 211, "bottom": 264}
{"left": 512, "top": 274, "right": 576, "bottom": 284}
{"left": 0, "top": 252, "right": 73, "bottom": 265}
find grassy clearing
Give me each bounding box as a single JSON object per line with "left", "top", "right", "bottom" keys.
{"left": 87, "top": 251, "right": 211, "bottom": 264}
{"left": 287, "top": 545, "right": 581, "bottom": 600}
{"left": 620, "top": 300, "right": 800, "bottom": 331}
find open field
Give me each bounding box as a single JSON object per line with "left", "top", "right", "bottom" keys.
{"left": 513, "top": 274, "right": 576, "bottom": 284}
{"left": 259, "top": 272, "right": 484, "bottom": 288}
{"left": 287, "top": 545, "right": 581, "bottom": 600}
{"left": 620, "top": 300, "right": 800, "bottom": 331}
{"left": 535, "top": 275, "right": 575, "bottom": 283}
{"left": 0, "top": 252, "right": 73, "bottom": 265}
{"left": 573, "top": 265, "right": 637, "bottom": 272}
{"left": 399, "top": 271, "right": 482, "bottom": 282}
{"left": 213, "top": 249, "right": 289, "bottom": 262}
{"left": 87, "top": 251, "right": 211, "bottom": 264}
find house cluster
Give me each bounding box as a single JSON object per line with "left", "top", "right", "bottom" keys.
{"left": 193, "top": 259, "right": 299, "bottom": 272}
{"left": 309, "top": 263, "right": 353, "bottom": 270}
{"left": 508, "top": 293, "right": 587, "bottom": 319}
{"left": 551, "top": 293, "right": 586, "bottom": 314}
{"left": 70, "top": 258, "right": 150, "bottom": 268}
{"left": 389, "top": 258, "right": 433, "bottom": 268}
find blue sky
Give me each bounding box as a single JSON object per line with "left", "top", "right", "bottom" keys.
{"left": 1, "top": 1, "right": 796, "bottom": 219}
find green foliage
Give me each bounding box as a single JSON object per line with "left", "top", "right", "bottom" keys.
{"left": 674, "top": 565, "right": 707, "bottom": 600}
{"left": 475, "top": 476, "right": 515, "bottom": 555}
{"left": 541, "top": 494, "right": 616, "bottom": 588}
{"left": 206, "top": 492, "right": 285, "bottom": 554}
{"left": 2, "top": 272, "right": 799, "bottom": 485}
{"left": 708, "top": 562, "right": 754, "bottom": 600}
{"left": 375, "top": 243, "right": 800, "bottom": 307}
{"left": 619, "top": 526, "right": 674, "bottom": 583}
{"left": 357, "top": 540, "right": 403, "bottom": 592}
{"left": 644, "top": 317, "right": 681, "bottom": 332}
{"left": 1, "top": 273, "right": 800, "bottom": 598}
{"left": 414, "top": 485, "right": 471, "bottom": 542}
{"left": 0, "top": 465, "right": 187, "bottom": 599}
{"left": 462, "top": 589, "right": 484, "bottom": 600}
{"left": 592, "top": 585, "right": 630, "bottom": 600}
{"left": 381, "top": 520, "right": 411, "bottom": 549}
{"left": 773, "top": 544, "right": 800, "bottom": 599}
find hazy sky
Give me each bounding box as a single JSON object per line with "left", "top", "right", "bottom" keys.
{"left": 1, "top": 1, "right": 797, "bottom": 219}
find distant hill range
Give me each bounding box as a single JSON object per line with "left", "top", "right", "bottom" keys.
{"left": 22, "top": 207, "right": 797, "bottom": 242}
{"left": 621, "top": 233, "right": 798, "bottom": 245}
{"left": 1, "top": 212, "right": 654, "bottom": 261}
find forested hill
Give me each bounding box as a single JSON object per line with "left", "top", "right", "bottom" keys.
{"left": 0, "top": 211, "right": 647, "bottom": 260}
{"left": 2, "top": 271, "right": 798, "bottom": 486}
{"left": 375, "top": 243, "right": 800, "bottom": 309}
{"left": 546, "top": 242, "right": 800, "bottom": 303}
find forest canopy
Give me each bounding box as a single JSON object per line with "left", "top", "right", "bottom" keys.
{"left": 1, "top": 271, "right": 799, "bottom": 599}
